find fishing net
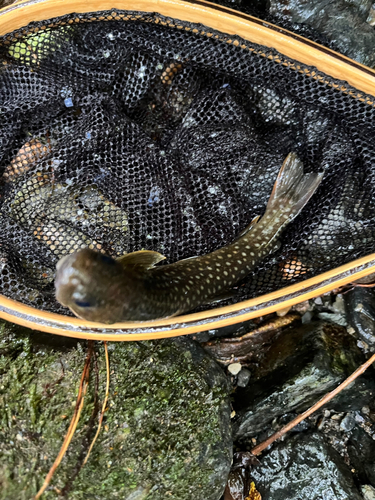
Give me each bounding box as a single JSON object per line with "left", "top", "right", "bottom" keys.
{"left": 0, "top": 9, "right": 375, "bottom": 316}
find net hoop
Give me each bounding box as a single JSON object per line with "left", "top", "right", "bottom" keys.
{"left": 1, "top": 0, "right": 375, "bottom": 339}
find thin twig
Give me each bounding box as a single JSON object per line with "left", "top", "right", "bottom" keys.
{"left": 82, "top": 341, "right": 110, "bottom": 466}
{"left": 251, "top": 351, "right": 375, "bottom": 456}
{"left": 59, "top": 347, "right": 101, "bottom": 497}
{"left": 34, "top": 342, "right": 93, "bottom": 499}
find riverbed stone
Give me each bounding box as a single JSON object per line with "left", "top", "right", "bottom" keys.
{"left": 233, "top": 321, "right": 368, "bottom": 439}
{"left": 249, "top": 432, "right": 363, "bottom": 500}
{"left": 0, "top": 321, "right": 232, "bottom": 500}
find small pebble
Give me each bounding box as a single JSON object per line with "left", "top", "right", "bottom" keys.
{"left": 302, "top": 311, "right": 313, "bottom": 324}
{"left": 340, "top": 414, "right": 356, "bottom": 432}
{"left": 347, "top": 326, "right": 356, "bottom": 335}
{"left": 276, "top": 306, "right": 291, "bottom": 317}
{"left": 292, "top": 300, "right": 310, "bottom": 314}
{"left": 362, "top": 406, "right": 370, "bottom": 415}
{"left": 314, "top": 296, "right": 323, "bottom": 305}
{"left": 332, "top": 294, "right": 345, "bottom": 314}
{"left": 358, "top": 340, "right": 369, "bottom": 350}
{"left": 228, "top": 363, "right": 242, "bottom": 376}
{"left": 324, "top": 410, "right": 331, "bottom": 418}
{"left": 362, "top": 485, "right": 375, "bottom": 500}
{"left": 237, "top": 368, "right": 251, "bottom": 388}
{"left": 331, "top": 413, "right": 342, "bottom": 421}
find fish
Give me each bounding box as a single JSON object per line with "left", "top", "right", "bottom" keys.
{"left": 54, "top": 153, "right": 323, "bottom": 323}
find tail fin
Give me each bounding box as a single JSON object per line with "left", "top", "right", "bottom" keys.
{"left": 263, "top": 152, "right": 324, "bottom": 233}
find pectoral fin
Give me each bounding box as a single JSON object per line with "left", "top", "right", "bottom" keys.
{"left": 117, "top": 250, "right": 166, "bottom": 270}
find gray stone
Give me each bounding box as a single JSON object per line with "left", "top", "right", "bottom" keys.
{"left": 0, "top": 322, "right": 232, "bottom": 500}
{"left": 340, "top": 414, "right": 356, "bottom": 432}
{"left": 237, "top": 369, "right": 251, "bottom": 388}
{"left": 249, "top": 433, "right": 362, "bottom": 500}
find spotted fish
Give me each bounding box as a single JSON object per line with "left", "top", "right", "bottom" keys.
{"left": 55, "top": 153, "right": 323, "bottom": 323}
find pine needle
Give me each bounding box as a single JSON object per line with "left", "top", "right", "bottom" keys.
{"left": 82, "top": 341, "right": 110, "bottom": 466}
{"left": 251, "top": 351, "right": 375, "bottom": 456}
{"left": 34, "top": 342, "right": 93, "bottom": 499}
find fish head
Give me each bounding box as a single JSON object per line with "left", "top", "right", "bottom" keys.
{"left": 55, "top": 248, "right": 132, "bottom": 323}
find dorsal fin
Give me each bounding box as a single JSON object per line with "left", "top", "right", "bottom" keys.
{"left": 117, "top": 250, "right": 166, "bottom": 270}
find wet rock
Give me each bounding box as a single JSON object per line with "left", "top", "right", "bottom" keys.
{"left": 345, "top": 287, "right": 375, "bottom": 350}
{"left": 0, "top": 321, "right": 232, "bottom": 500}
{"left": 233, "top": 322, "right": 368, "bottom": 439}
{"left": 249, "top": 432, "right": 362, "bottom": 499}
{"left": 269, "top": 0, "right": 375, "bottom": 67}
{"left": 347, "top": 424, "right": 375, "bottom": 487}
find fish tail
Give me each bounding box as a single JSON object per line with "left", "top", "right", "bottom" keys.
{"left": 261, "top": 152, "right": 324, "bottom": 236}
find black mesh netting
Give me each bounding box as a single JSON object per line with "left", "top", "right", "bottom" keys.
{"left": 1, "top": 10, "right": 375, "bottom": 315}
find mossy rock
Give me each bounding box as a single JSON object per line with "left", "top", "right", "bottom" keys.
{"left": 0, "top": 322, "right": 232, "bottom": 499}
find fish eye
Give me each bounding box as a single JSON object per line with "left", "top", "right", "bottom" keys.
{"left": 99, "top": 255, "right": 115, "bottom": 265}
{"left": 75, "top": 300, "right": 92, "bottom": 308}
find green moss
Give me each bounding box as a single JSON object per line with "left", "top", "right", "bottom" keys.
{"left": 0, "top": 323, "right": 231, "bottom": 499}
